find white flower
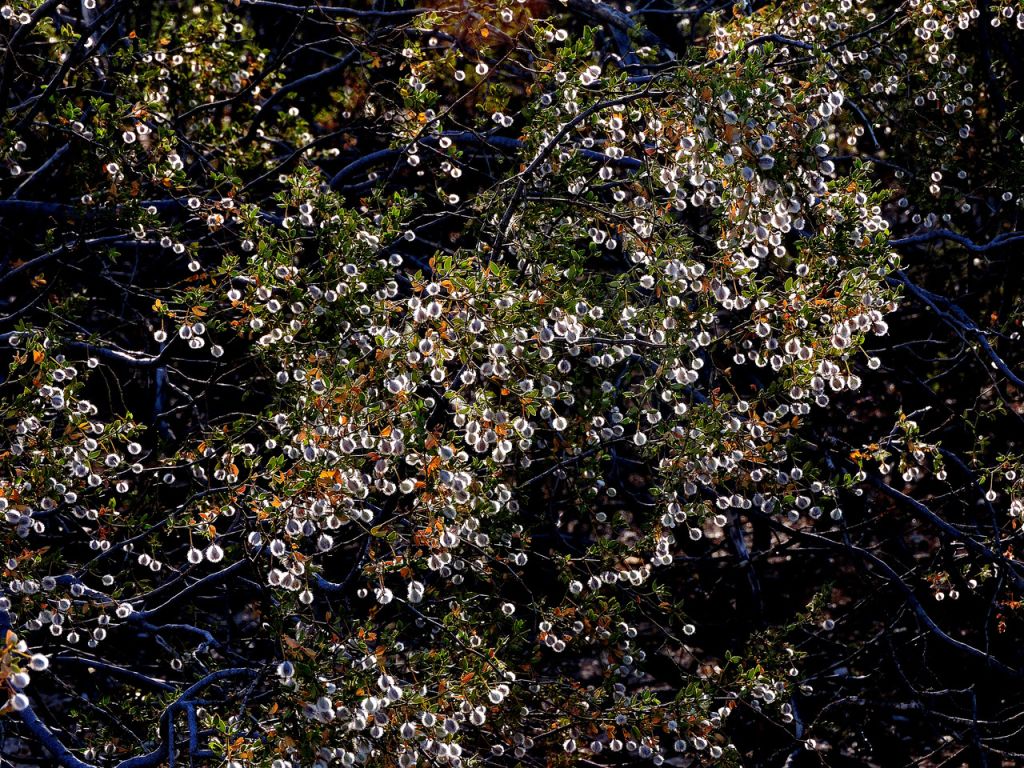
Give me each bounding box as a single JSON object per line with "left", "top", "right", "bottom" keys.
{"left": 579, "top": 64, "right": 601, "bottom": 85}
{"left": 407, "top": 580, "right": 424, "bottom": 603}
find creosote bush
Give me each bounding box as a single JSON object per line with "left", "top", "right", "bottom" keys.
{"left": 1, "top": 1, "right": 1023, "bottom": 766}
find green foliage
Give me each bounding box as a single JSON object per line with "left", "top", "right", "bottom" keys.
{"left": 1, "top": 0, "right": 1023, "bottom": 766}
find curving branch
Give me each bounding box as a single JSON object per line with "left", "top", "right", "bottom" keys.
{"left": 748, "top": 508, "right": 1023, "bottom": 679}
{"left": 16, "top": 668, "right": 260, "bottom": 768}
{"left": 891, "top": 228, "right": 1024, "bottom": 253}
{"left": 888, "top": 270, "right": 1024, "bottom": 389}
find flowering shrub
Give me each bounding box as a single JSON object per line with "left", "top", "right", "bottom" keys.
{"left": 1, "top": 0, "right": 1022, "bottom": 766}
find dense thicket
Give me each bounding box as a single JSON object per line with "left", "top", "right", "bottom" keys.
{"left": 1, "top": 1, "right": 1023, "bottom": 766}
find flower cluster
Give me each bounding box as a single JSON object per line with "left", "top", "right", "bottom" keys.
{"left": 2, "top": 0, "right": 1023, "bottom": 766}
